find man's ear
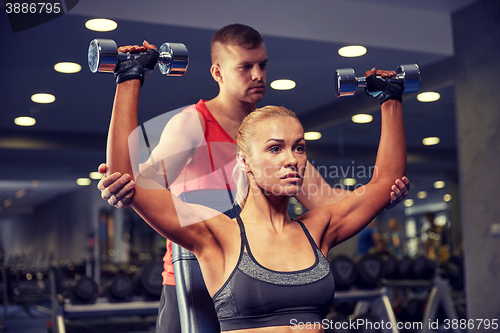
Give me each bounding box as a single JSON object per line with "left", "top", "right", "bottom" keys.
{"left": 211, "top": 64, "right": 223, "bottom": 84}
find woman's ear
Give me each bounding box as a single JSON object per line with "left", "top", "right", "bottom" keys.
{"left": 237, "top": 153, "right": 250, "bottom": 173}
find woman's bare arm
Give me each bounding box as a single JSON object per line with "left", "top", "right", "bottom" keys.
{"left": 106, "top": 79, "right": 222, "bottom": 255}
{"left": 311, "top": 70, "right": 407, "bottom": 250}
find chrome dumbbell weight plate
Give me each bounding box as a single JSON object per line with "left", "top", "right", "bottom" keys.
{"left": 88, "top": 39, "right": 119, "bottom": 73}
{"left": 158, "top": 43, "right": 189, "bottom": 76}
{"left": 397, "top": 64, "right": 420, "bottom": 94}
{"left": 335, "top": 68, "right": 357, "bottom": 97}
{"left": 335, "top": 64, "right": 421, "bottom": 97}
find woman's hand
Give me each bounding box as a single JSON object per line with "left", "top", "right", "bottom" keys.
{"left": 118, "top": 40, "right": 157, "bottom": 53}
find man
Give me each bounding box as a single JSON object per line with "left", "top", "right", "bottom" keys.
{"left": 98, "top": 24, "right": 409, "bottom": 333}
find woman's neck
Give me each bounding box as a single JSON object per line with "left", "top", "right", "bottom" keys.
{"left": 239, "top": 187, "right": 292, "bottom": 232}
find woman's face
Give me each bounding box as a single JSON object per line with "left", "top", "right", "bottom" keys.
{"left": 244, "top": 117, "right": 307, "bottom": 196}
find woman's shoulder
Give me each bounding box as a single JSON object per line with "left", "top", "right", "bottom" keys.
{"left": 296, "top": 207, "right": 332, "bottom": 235}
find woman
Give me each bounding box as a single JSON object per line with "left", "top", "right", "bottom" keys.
{"left": 106, "top": 66, "right": 406, "bottom": 332}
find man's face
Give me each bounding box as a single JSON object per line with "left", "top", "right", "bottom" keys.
{"left": 218, "top": 43, "right": 268, "bottom": 104}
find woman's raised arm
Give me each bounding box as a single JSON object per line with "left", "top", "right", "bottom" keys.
{"left": 318, "top": 68, "right": 407, "bottom": 249}
{"left": 105, "top": 51, "right": 223, "bottom": 256}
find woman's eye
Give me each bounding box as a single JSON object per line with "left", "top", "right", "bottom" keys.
{"left": 269, "top": 146, "right": 281, "bottom": 153}
{"left": 295, "top": 145, "right": 305, "bottom": 153}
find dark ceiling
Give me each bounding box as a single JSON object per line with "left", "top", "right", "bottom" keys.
{"left": 0, "top": 0, "right": 479, "bottom": 216}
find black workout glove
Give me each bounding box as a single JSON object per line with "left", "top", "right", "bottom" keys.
{"left": 114, "top": 48, "right": 159, "bottom": 86}
{"left": 365, "top": 74, "right": 404, "bottom": 104}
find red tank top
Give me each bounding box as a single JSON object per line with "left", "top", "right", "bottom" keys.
{"left": 163, "top": 100, "right": 237, "bottom": 285}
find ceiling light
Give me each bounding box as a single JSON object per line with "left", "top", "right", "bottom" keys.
{"left": 3, "top": 198, "right": 13, "bottom": 207}
{"left": 15, "top": 116, "right": 36, "bottom": 126}
{"left": 15, "top": 189, "right": 26, "bottom": 199}
{"left": 417, "top": 191, "right": 427, "bottom": 199}
{"left": 338, "top": 45, "right": 367, "bottom": 57}
{"left": 343, "top": 178, "right": 357, "bottom": 186}
{"left": 85, "top": 18, "right": 117, "bottom": 32}
{"left": 31, "top": 93, "right": 55, "bottom": 104}
{"left": 403, "top": 199, "right": 414, "bottom": 207}
{"left": 76, "top": 178, "right": 91, "bottom": 186}
{"left": 304, "top": 131, "right": 321, "bottom": 140}
{"left": 422, "top": 137, "right": 440, "bottom": 146}
{"left": 443, "top": 194, "right": 452, "bottom": 202}
{"left": 89, "top": 172, "right": 103, "bottom": 180}
{"left": 434, "top": 181, "right": 446, "bottom": 189}
{"left": 270, "top": 79, "right": 296, "bottom": 90}
{"left": 293, "top": 204, "right": 303, "bottom": 215}
{"left": 352, "top": 114, "right": 373, "bottom": 124}
{"left": 54, "top": 62, "right": 82, "bottom": 73}
{"left": 417, "top": 92, "right": 440, "bottom": 102}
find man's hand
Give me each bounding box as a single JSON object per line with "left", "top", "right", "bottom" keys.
{"left": 387, "top": 176, "right": 410, "bottom": 210}
{"left": 97, "top": 163, "right": 135, "bottom": 209}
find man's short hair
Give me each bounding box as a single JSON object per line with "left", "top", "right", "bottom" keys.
{"left": 211, "top": 24, "right": 264, "bottom": 63}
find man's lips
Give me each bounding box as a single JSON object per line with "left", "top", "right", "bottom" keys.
{"left": 249, "top": 86, "right": 265, "bottom": 92}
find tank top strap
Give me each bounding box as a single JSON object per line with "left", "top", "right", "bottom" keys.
{"left": 235, "top": 215, "right": 248, "bottom": 252}
{"left": 294, "top": 220, "right": 321, "bottom": 251}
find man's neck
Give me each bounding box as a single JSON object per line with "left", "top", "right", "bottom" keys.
{"left": 204, "top": 95, "right": 256, "bottom": 140}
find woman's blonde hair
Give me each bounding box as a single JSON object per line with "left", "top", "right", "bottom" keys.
{"left": 232, "top": 106, "right": 299, "bottom": 209}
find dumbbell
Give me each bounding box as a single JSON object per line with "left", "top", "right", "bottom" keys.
{"left": 335, "top": 64, "right": 420, "bottom": 97}
{"left": 88, "top": 39, "right": 189, "bottom": 76}
{"left": 355, "top": 254, "right": 384, "bottom": 289}
{"left": 329, "top": 255, "right": 357, "bottom": 290}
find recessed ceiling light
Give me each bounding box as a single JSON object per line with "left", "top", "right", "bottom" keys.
{"left": 404, "top": 199, "right": 414, "bottom": 207}
{"left": 54, "top": 62, "right": 82, "bottom": 73}
{"left": 31, "top": 93, "right": 55, "bottom": 104}
{"left": 352, "top": 114, "right": 373, "bottom": 124}
{"left": 89, "top": 172, "right": 103, "bottom": 180}
{"left": 434, "top": 181, "right": 446, "bottom": 189}
{"left": 77, "top": 178, "right": 92, "bottom": 186}
{"left": 417, "top": 191, "right": 427, "bottom": 199}
{"left": 338, "top": 45, "right": 367, "bottom": 57}
{"left": 417, "top": 92, "right": 440, "bottom": 102}
{"left": 443, "top": 194, "right": 452, "bottom": 202}
{"left": 343, "top": 178, "right": 357, "bottom": 186}
{"left": 270, "top": 79, "right": 296, "bottom": 90}
{"left": 15, "top": 116, "right": 36, "bottom": 126}
{"left": 15, "top": 189, "right": 26, "bottom": 199}
{"left": 422, "top": 137, "right": 440, "bottom": 146}
{"left": 304, "top": 131, "right": 321, "bottom": 140}
{"left": 85, "top": 18, "right": 117, "bottom": 32}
